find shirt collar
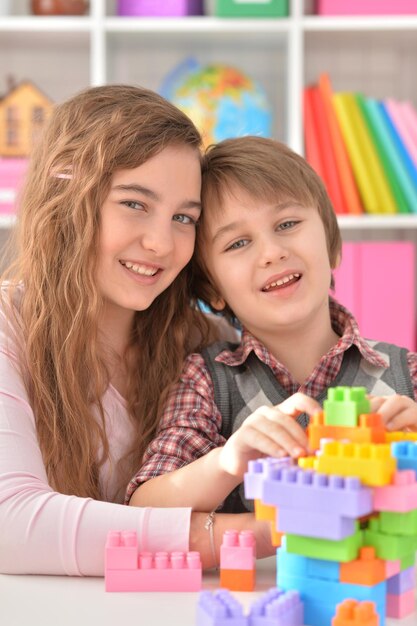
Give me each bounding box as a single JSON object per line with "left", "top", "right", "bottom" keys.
{"left": 215, "top": 298, "right": 389, "bottom": 370}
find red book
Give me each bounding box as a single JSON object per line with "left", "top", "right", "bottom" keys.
{"left": 303, "top": 86, "right": 325, "bottom": 181}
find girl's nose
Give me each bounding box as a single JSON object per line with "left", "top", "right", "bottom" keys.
{"left": 140, "top": 218, "right": 175, "bottom": 257}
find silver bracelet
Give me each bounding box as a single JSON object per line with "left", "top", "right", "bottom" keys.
{"left": 204, "top": 511, "right": 218, "bottom": 570}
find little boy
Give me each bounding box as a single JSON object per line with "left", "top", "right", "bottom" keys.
{"left": 127, "top": 137, "right": 417, "bottom": 516}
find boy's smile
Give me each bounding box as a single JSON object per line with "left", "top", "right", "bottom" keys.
{"left": 204, "top": 186, "right": 337, "bottom": 356}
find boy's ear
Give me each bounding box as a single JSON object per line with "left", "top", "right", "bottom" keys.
{"left": 210, "top": 295, "right": 226, "bottom": 312}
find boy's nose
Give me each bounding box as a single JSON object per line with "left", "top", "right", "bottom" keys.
{"left": 258, "top": 237, "right": 289, "bottom": 266}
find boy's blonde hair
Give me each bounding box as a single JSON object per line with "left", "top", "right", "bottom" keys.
{"left": 192, "top": 136, "right": 342, "bottom": 322}
{"left": 1, "top": 84, "right": 209, "bottom": 500}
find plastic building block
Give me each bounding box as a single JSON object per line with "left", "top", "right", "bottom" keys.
{"left": 277, "top": 506, "right": 357, "bottom": 541}
{"left": 387, "top": 566, "right": 415, "bottom": 594}
{"left": 308, "top": 412, "right": 385, "bottom": 451}
{"left": 253, "top": 500, "right": 283, "bottom": 547}
{"left": 385, "top": 559, "right": 401, "bottom": 579}
{"left": 373, "top": 469, "right": 417, "bottom": 513}
{"left": 391, "top": 441, "right": 417, "bottom": 474}
{"left": 363, "top": 517, "right": 417, "bottom": 561}
{"left": 385, "top": 431, "right": 417, "bottom": 443}
{"left": 323, "top": 387, "right": 370, "bottom": 426}
{"left": 315, "top": 441, "right": 396, "bottom": 487}
{"left": 220, "top": 530, "right": 255, "bottom": 570}
{"left": 220, "top": 568, "right": 255, "bottom": 592}
{"left": 277, "top": 542, "right": 340, "bottom": 581}
{"left": 244, "top": 457, "right": 293, "bottom": 501}
{"left": 249, "top": 588, "right": 304, "bottom": 626}
{"left": 104, "top": 531, "right": 202, "bottom": 592}
{"left": 285, "top": 524, "right": 363, "bottom": 562}
{"left": 331, "top": 599, "right": 379, "bottom": 626}
{"left": 340, "top": 547, "right": 386, "bottom": 586}
{"left": 262, "top": 467, "right": 373, "bottom": 517}
{"left": 400, "top": 552, "right": 415, "bottom": 571}
{"left": 379, "top": 508, "right": 417, "bottom": 536}
{"left": 386, "top": 589, "right": 416, "bottom": 619}
{"left": 197, "top": 589, "right": 247, "bottom": 626}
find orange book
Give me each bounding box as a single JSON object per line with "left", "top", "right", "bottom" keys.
{"left": 310, "top": 85, "right": 347, "bottom": 214}
{"left": 303, "top": 86, "right": 324, "bottom": 180}
{"left": 318, "top": 74, "right": 364, "bottom": 214}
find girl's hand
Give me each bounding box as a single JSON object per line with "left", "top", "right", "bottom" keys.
{"left": 218, "top": 392, "right": 320, "bottom": 478}
{"left": 370, "top": 395, "right": 417, "bottom": 432}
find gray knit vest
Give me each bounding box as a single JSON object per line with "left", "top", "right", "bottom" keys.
{"left": 201, "top": 340, "right": 414, "bottom": 514}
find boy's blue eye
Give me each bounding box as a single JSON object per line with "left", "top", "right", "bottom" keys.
{"left": 226, "top": 239, "right": 248, "bottom": 251}
{"left": 173, "top": 214, "right": 197, "bottom": 226}
{"left": 278, "top": 220, "right": 299, "bottom": 231}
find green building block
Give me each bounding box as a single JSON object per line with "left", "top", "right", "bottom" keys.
{"left": 400, "top": 552, "right": 416, "bottom": 570}
{"left": 286, "top": 525, "right": 362, "bottom": 563}
{"left": 379, "top": 509, "right": 417, "bottom": 536}
{"left": 323, "top": 386, "right": 371, "bottom": 427}
{"left": 363, "top": 517, "right": 417, "bottom": 560}
{"left": 215, "top": 0, "right": 288, "bottom": 18}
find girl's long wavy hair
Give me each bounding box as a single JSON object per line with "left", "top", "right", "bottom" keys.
{"left": 1, "top": 84, "right": 211, "bottom": 500}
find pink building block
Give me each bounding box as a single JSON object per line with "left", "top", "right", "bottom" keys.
{"left": 317, "top": 0, "right": 417, "bottom": 16}
{"left": 220, "top": 530, "right": 256, "bottom": 571}
{"left": 385, "top": 560, "right": 401, "bottom": 579}
{"left": 104, "top": 530, "right": 202, "bottom": 592}
{"left": 386, "top": 589, "right": 416, "bottom": 619}
{"left": 373, "top": 470, "right": 417, "bottom": 512}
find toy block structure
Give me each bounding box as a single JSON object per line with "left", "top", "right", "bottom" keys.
{"left": 104, "top": 530, "right": 202, "bottom": 592}
{"left": 196, "top": 588, "right": 304, "bottom": 626}
{"left": 243, "top": 386, "right": 417, "bottom": 626}
{"left": 331, "top": 599, "right": 379, "bottom": 626}
{"left": 220, "top": 529, "right": 255, "bottom": 591}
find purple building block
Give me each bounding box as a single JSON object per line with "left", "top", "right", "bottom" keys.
{"left": 262, "top": 466, "right": 373, "bottom": 517}
{"left": 249, "top": 588, "right": 304, "bottom": 626}
{"left": 387, "top": 566, "right": 416, "bottom": 595}
{"left": 277, "top": 506, "right": 356, "bottom": 540}
{"left": 117, "top": 0, "right": 203, "bottom": 17}
{"left": 197, "top": 589, "right": 247, "bottom": 626}
{"left": 244, "top": 457, "right": 293, "bottom": 501}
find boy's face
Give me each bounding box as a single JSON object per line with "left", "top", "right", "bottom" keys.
{"left": 203, "top": 186, "right": 336, "bottom": 342}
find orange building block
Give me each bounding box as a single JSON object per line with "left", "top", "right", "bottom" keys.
{"left": 340, "top": 547, "right": 386, "bottom": 585}
{"left": 220, "top": 568, "right": 255, "bottom": 591}
{"left": 254, "top": 500, "right": 283, "bottom": 547}
{"left": 308, "top": 412, "right": 385, "bottom": 451}
{"left": 332, "top": 599, "right": 379, "bottom": 626}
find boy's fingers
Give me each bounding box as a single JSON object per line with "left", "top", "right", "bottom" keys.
{"left": 246, "top": 423, "right": 306, "bottom": 458}
{"left": 260, "top": 406, "right": 309, "bottom": 452}
{"left": 276, "top": 393, "right": 321, "bottom": 419}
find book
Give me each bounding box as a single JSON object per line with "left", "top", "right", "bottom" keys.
{"left": 303, "top": 86, "right": 325, "bottom": 180}
{"left": 385, "top": 99, "right": 417, "bottom": 170}
{"left": 333, "top": 93, "right": 392, "bottom": 213}
{"left": 310, "top": 86, "right": 347, "bottom": 214}
{"left": 318, "top": 74, "right": 363, "bottom": 215}
{"left": 359, "top": 97, "right": 412, "bottom": 214}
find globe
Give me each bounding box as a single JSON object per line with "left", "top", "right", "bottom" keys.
{"left": 160, "top": 58, "right": 272, "bottom": 146}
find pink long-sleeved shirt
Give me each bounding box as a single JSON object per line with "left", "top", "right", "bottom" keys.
{"left": 0, "top": 292, "right": 191, "bottom": 576}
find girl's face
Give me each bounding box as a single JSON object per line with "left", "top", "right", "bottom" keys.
{"left": 97, "top": 144, "right": 201, "bottom": 327}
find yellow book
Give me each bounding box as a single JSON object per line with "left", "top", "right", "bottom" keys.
{"left": 333, "top": 93, "right": 397, "bottom": 214}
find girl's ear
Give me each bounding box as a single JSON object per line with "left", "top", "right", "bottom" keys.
{"left": 332, "top": 251, "right": 342, "bottom": 270}
{"left": 210, "top": 295, "right": 226, "bottom": 311}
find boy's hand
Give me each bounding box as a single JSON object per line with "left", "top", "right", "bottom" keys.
{"left": 370, "top": 395, "right": 417, "bottom": 432}
{"left": 218, "top": 393, "right": 321, "bottom": 478}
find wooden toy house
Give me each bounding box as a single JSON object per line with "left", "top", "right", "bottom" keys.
{"left": 0, "top": 80, "right": 53, "bottom": 157}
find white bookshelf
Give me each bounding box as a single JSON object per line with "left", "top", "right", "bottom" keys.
{"left": 1, "top": 0, "right": 417, "bottom": 233}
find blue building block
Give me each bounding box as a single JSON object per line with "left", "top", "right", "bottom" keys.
{"left": 197, "top": 589, "right": 247, "bottom": 626}
{"left": 391, "top": 441, "right": 417, "bottom": 474}
{"left": 277, "top": 543, "right": 340, "bottom": 581}
{"left": 248, "top": 588, "right": 304, "bottom": 626}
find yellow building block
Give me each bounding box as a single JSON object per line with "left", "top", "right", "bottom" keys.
{"left": 385, "top": 431, "right": 417, "bottom": 443}
{"left": 315, "top": 441, "right": 396, "bottom": 487}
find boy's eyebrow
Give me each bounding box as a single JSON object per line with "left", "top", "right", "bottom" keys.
{"left": 112, "top": 184, "right": 202, "bottom": 210}
{"left": 211, "top": 200, "right": 303, "bottom": 243}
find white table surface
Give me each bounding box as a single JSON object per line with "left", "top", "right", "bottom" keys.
{"left": 0, "top": 557, "right": 416, "bottom": 626}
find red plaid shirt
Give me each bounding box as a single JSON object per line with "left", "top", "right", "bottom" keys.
{"left": 125, "top": 299, "right": 417, "bottom": 502}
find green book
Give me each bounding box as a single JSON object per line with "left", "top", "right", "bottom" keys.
{"left": 215, "top": 0, "right": 288, "bottom": 18}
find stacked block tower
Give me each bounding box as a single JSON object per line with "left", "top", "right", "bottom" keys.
{"left": 244, "top": 387, "right": 417, "bottom": 625}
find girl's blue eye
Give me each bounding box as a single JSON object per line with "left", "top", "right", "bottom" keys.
{"left": 226, "top": 239, "right": 248, "bottom": 251}
{"left": 173, "top": 214, "right": 197, "bottom": 226}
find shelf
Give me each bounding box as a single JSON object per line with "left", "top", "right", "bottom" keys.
{"left": 105, "top": 16, "right": 291, "bottom": 33}
{"left": 302, "top": 15, "right": 417, "bottom": 31}
{"left": 0, "top": 16, "right": 93, "bottom": 31}
{"left": 337, "top": 215, "right": 417, "bottom": 229}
